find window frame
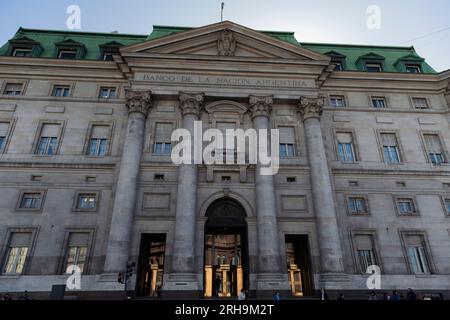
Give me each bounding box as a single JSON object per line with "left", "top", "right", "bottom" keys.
{"left": 329, "top": 95, "right": 347, "bottom": 108}
{"left": 349, "top": 230, "right": 382, "bottom": 274}
{"left": 83, "top": 121, "right": 114, "bottom": 157}
{"left": 72, "top": 190, "right": 101, "bottom": 213}
{"left": 0, "top": 227, "right": 40, "bottom": 276}
{"left": 12, "top": 48, "right": 32, "bottom": 57}
{"left": 365, "top": 62, "right": 383, "bottom": 72}
{"left": 345, "top": 194, "right": 370, "bottom": 216}
{"left": 51, "top": 85, "right": 72, "bottom": 97}
{"left": 405, "top": 64, "right": 422, "bottom": 74}
{"left": 15, "top": 190, "right": 46, "bottom": 212}
{"left": 0, "top": 118, "right": 16, "bottom": 154}
{"left": 332, "top": 129, "right": 360, "bottom": 163}
{"left": 394, "top": 196, "right": 419, "bottom": 217}
{"left": 152, "top": 121, "right": 176, "bottom": 156}
{"left": 1, "top": 80, "right": 28, "bottom": 96}
{"left": 370, "top": 96, "right": 388, "bottom": 109}
{"left": 410, "top": 97, "right": 430, "bottom": 110}
{"left": 32, "top": 120, "right": 65, "bottom": 156}
{"left": 377, "top": 130, "right": 404, "bottom": 164}
{"left": 419, "top": 131, "right": 448, "bottom": 165}
{"left": 58, "top": 49, "right": 78, "bottom": 60}
{"left": 399, "top": 230, "right": 434, "bottom": 275}
{"left": 59, "top": 228, "right": 96, "bottom": 275}
{"left": 98, "top": 86, "right": 118, "bottom": 99}
{"left": 440, "top": 196, "right": 450, "bottom": 217}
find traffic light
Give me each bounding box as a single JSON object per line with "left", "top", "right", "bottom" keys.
{"left": 117, "top": 272, "right": 124, "bottom": 284}
{"left": 126, "top": 262, "right": 135, "bottom": 279}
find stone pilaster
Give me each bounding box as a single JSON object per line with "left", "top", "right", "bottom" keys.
{"left": 298, "top": 95, "right": 346, "bottom": 284}
{"left": 103, "top": 89, "right": 151, "bottom": 274}
{"left": 163, "top": 92, "right": 204, "bottom": 297}
{"left": 249, "top": 95, "right": 289, "bottom": 295}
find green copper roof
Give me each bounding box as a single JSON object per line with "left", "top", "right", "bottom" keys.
{"left": 0, "top": 25, "right": 436, "bottom": 73}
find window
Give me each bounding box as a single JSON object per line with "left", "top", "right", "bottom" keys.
{"left": 396, "top": 198, "right": 416, "bottom": 216}
{"left": 404, "top": 235, "right": 430, "bottom": 274}
{"left": 36, "top": 124, "right": 60, "bottom": 156}
{"left": 221, "top": 176, "right": 231, "bottom": 182}
{"left": 0, "top": 122, "right": 11, "bottom": 152}
{"left": 216, "top": 122, "right": 237, "bottom": 160}
{"left": 287, "top": 177, "right": 297, "bottom": 183}
{"left": 58, "top": 50, "right": 77, "bottom": 59}
{"left": 52, "top": 85, "right": 70, "bottom": 97}
{"left": 64, "top": 233, "right": 90, "bottom": 274}
{"left": 154, "top": 123, "right": 173, "bottom": 155}
{"left": 366, "top": 63, "right": 383, "bottom": 72}
{"left": 336, "top": 132, "right": 357, "bottom": 162}
{"left": 2, "top": 233, "right": 31, "bottom": 275}
{"left": 103, "top": 52, "right": 115, "bottom": 61}
{"left": 3, "top": 83, "right": 23, "bottom": 95}
{"left": 442, "top": 198, "right": 450, "bottom": 216}
{"left": 19, "top": 192, "right": 42, "bottom": 209}
{"left": 423, "top": 134, "right": 446, "bottom": 165}
{"left": 87, "top": 125, "right": 110, "bottom": 157}
{"left": 279, "top": 126, "right": 296, "bottom": 158}
{"left": 330, "top": 95, "right": 346, "bottom": 107}
{"left": 99, "top": 87, "right": 116, "bottom": 99}
{"left": 371, "top": 97, "right": 387, "bottom": 109}
{"left": 76, "top": 194, "right": 97, "bottom": 210}
{"left": 12, "top": 48, "right": 32, "bottom": 57}
{"left": 405, "top": 64, "right": 422, "bottom": 73}
{"left": 412, "top": 98, "right": 429, "bottom": 109}
{"left": 354, "top": 234, "right": 377, "bottom": 273}
{"left": 348, "top": 197, "right": 368, "bottom": 215}
{"left": 154, "top": 174, "right": 165, "bottom": 181}
{"left": 333, "top": 61, "right": 343, "bottom": 71}
{"left": 380, "top": 133, "right": 401, "bottom": 163}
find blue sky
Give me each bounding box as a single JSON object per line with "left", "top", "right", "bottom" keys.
{"left": 1, "top": 0, "right": 449, "bottom": 71}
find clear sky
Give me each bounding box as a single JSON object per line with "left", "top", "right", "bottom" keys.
{"left": 1, "top": 0, "right": 449, "bottom": 71}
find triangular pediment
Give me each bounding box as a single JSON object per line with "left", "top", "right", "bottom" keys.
{"left": 121, "top": 21, "right": 329, "bottom": 61}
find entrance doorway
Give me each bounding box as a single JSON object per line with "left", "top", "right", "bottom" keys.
{"left": 285, "top": 235, "right": 314, "bottom": 296}
{"left": 136, "top": 234, "right": 166, "bottom": 297}
{"left": 203, "top": 198, "right": 248, "bottom": 298}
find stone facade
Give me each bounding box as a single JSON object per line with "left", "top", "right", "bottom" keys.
{"left": 0, "top": 21, "right": 449, "bottom": 299}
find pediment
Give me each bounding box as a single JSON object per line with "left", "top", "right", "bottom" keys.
{"left": 121, "top": 21, "right": 329, "bottom": 61}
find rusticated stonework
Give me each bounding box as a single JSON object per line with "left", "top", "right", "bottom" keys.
{"left": 125, "top": 89, "right": 152, "bottom": 116}
{"left": 298, "top": 95, "right": 325, "bottom": 120}
{"left": 249, "top": 95, "right": 273, "bottom": 119}
{"left": 179, "top": 92, "right": 205, "bottom": 116}
{"left": 217, "top": 29, "right": 236, "bottom": 56}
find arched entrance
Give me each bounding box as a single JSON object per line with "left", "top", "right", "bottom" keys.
{"left": 203, "top": 198, "right": 248, "bottom": 298}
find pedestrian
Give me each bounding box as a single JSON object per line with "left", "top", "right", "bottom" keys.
{"left": 273, "top": 291, "right": 281, "bottom": 301}
{"left": 337, "top": 293, "right": 345, "bottom": 300}
{"left": 213, "top": 275, "right": 221, "bottom": 297}
{"left": 389, "top": 290, "right": 400, "bottom": 300}
{"left": 320, "top": 289, "right": 329, "bottom": 300}
{"left": 368, "top": 291, "right": 378, "bottom": 300}
{"left": 406, "top": 288, "right": 417, "bottom": 301}
{"left": 238, "top": 289, "right": 246, "bottom": 300}
{"left": 3, "top": 293, "right": 12, "bottom": 300}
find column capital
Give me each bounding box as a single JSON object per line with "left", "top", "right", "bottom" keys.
{"left": 249, "top": 95, "right": 273, "bottom": 119}
{"left": 125, "top": 89, "right": 152, "bottom": 116}
{"left": 298, "top": 95, "right": 325, "bottom": 121}
{"left": 179, "top": 92, "right": 205, "bottom": 117}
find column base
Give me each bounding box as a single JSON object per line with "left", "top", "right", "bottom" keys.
{"left": 319, "top": 273, "right": 350, "bottom": 290}
{"left": 254, "top": 273, "right": 290, "bottom": 298}
{"left": 161, "top": 273, "right": 200, "bottom": 299}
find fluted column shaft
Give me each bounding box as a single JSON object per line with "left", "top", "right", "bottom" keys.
{"left": 104, "top": 90, "right": 151, "bottom": 273}
{"left": 299, "top": 96, "right": 344, "bottom": 274}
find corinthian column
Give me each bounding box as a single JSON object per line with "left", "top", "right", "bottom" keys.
{"left": 298, "top": 96, "right": 345, "bottom": 277}
{"left": 163, "top": 92, "right": 204, "bottom": 296}
{"left": 104, "top": 90, "right": 151, "bottom": 273}
{"left": 249, "top": 95, "right": 288, "bottom": 294}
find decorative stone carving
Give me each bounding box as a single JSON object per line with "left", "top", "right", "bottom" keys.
{"left": 298, "top": 95, "right": 325, "bottom": 120}
{"left": 217, "top": 29, "right": 236, "bottom": 56}
{"left": 125, "top": 89, "right": 152, "bottom": 116}
{"left": 249, "top": 95, "right": 273, "bottom": 119}
{"left": 179, "top": 92, "right": 205, "bottom": 116}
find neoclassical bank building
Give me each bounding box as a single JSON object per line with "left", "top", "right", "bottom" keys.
{"left": 0, "top": 21, "right": 449, "bottom": 299}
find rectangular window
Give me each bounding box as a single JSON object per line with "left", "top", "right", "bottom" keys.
{"left": 330, "top": 95, "right": 346, "bottom": 108}
{"left": 52, "top": 85, "right": 70, "bottom": 97}
{"left": 348, "top": 197, "right": 368, "bottom": 215}
{"left": 19, "top": 193, "right": 42, "bottom": 209}
{"left": 58, "top": 50, "right": 77, "bottom": 59}
{"left": 154, "top": 123, "right": 173, "bottom": 155}
{"left": 103, "top": 52, "right": 114, "bottom": 61}
{"left": 216, "top": 122, "right": 237, "bottom": 160}
{"left": 12, "top": 48, "right": 32, "bottom": 57}
{"left": 2, "top": 233, "right": 31, "bottom": 275}
{"left": 3, "top": 83, "right": 23, "bottom": 95}
{"left": 371, "top": 97, "right": 387, "bottom": 109}
{"left": 354, "top": 234, "right": 377, "bottom": 272}
{"left": 337, "top": 132, "right": 357, "bottom": 162}
{"left": 366, "top": 63, "right": 383, "bottom": 72}
{"left": 333, "top": 61, "right": 343, "bottom": 71}
{"left": 279, "top": 126, "right": 296, "bottom": 158}
{"left": 64, "top": 233, "right": 90, "bottom": 274}
{"left": 0, "top": 122, "right": 11, "bottom": 152}
{"left": 380, "top": 133, "right": 401, "bottom": 163}
{"left": 412, "top": 98, "right": 429, "bottom": 109}
{"left": 405, "top": 64, "right": 422, "bottom": 73}
{"left": 405, "top": 235, "right": 430, "bottom": 274}
{"left": 423, "top": 134, "right": 446, "bottom": 165}
{"left": 443, "top": 198, "right": 450, "bottom": 216}
{"left": 397, "top": 198, "right": 416, "bottom": 215}
{"left": 36, "top": 124, "right": 60, "bottom": 155}
{"left": 87, "top": 125, "right": 110, "bottom": 157}
{"left": 99, "top": 87, "right": 116, "bottom": 99}
{"left": 77, "top": 194, "right": 97, "bottom": 210}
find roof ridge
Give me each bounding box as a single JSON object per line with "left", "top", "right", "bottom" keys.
{"left": 17, "top": 27, "right": 147, "bottom": 38}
